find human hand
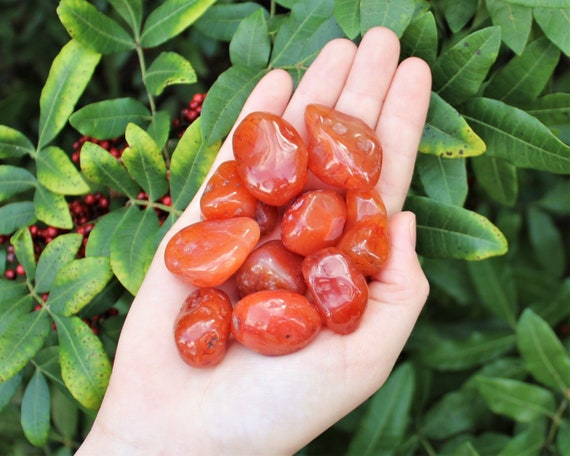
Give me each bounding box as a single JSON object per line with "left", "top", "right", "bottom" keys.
{"left": 76, "top": 26, "right": 431, "bottom": 456}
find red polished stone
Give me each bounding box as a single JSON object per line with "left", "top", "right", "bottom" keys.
{"left": 337, "top": 220, "right": 390, "bottom": 276}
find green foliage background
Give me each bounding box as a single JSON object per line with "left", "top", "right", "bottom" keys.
{"left": 0, "top": 0, "right": 569, "bottom": 454}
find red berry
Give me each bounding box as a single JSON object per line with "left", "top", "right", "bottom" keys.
{"left": 4, "top": 269, "right": 16, "bottom": 280}
{"left": 16, "top": 264, "right": 25, "bottom": 276}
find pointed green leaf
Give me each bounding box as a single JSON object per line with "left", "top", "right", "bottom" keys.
{"left": 38, "top": 40, "right": 101, "bottom": 149}
{"left": 401, "top": 12, "right": 438, "bottom": 64}
{"left": 334, "top": 0, "right": 360, "bottom": 39}
{"left": 556, "top": 420, "right": 570, "bottom": 456}
{"left": 517, "top": 309, "right": 570, "bottom": 396}
{"left": 471, "top": 155, "right": 518, "bottom": 206}
{"left": 108, "top": 0, "right": 143, "bottom": 35}
{"left": 404, "top": 196, "right": 508, "bottom": 260}
{"left": 70, "top": 98, "right": 151, "bottom": 140}
{"left": 484, "top": 37, "right": 560, "bottom": 104}
{"left": 20, "top": 370, "right": 50, "bottom": 447}
{"left": 432, "top": 27, "right": 501, "bottom": 105}
{"left": 32, "top": 347, "right": 65, "bottom": 390}
{"left": 229, "top": 9, "right": 270, "bottom": 68}
{"left": 54, "top": 314, "right": 111, "bottom": 410}
{"left": 504, "top": 0, "right": 569, "bottom": 7}
{"left": 0, "top": 280, "right": 28, "bottom": 305}
{"left": 35, "top": 233, "right": 83, "bottom": 294}
{"left": 146, "top": 52, "right": 197, "bottom": 96}
{"left": 194, "top": 2, "right": 265, "bottom": 41}
{"left": 0, "top": 310, "right": 51, "bottom": 383}
{"left": 122, "top": 123, "right": 168, "bottom": 201}
{"left": 530, "top": 278, "right": 570, "bottom": 326}
{"left": 140, "top": 0, "right": 216, "bottom": 48}
{"left": 360, "top": 0, "right": 414, "bottom": 37}
{"left": 0, "top": 202, "right": 36, "bottom": 236}
{"left": 487, "top": 0, "right": 532, "bottom": 55}
{"left": 51, "top": 384, "right": 79, "bottom": 440}
{"left": 85, "top": 208, "right": 130, "bottom": 258}
{"left": 422, "top": 258, "right": 474, "bottom": 305}
{"left": 527, "top": 207, "right": 565, "bottom": 277}
{"left": 0, "top": 371, "right": 23, "bottom": 413}
{"left": 498, "top": 421, "right": 546, "bottom": 456}
{"left": 201, "top": 65, "right": 267, "bottom": 145}
{"left": 462, "top": 97, "right": 570, "bottom": 173}
{"left": 110, "top": 206, "right": 160, "bottom": 295}
{"left": 146, "top": 110, "right": 171, "bottom": 149}
{"left": 534, "top": 7, "right": 570, "bottom": 56}
{"left": 36, "top": 146, "right": 90, "bottom": 195}
{"left": 0, "top": 165, "right": 36, "bottom": 202}
{"left": 0, "top": 126, "right": 34, "bottom": 159}
{"left": 0, "top": 293, "right": 34, "bottom": 337}
{"left": 11, "top": 227, "right": 36, "bottom": 281}
{"left": 420, "top": 92, "right": 486, "bottom": 158}
{"left": 444, "top": 0, "right": 478, "bottom": 32}
{"left": 80, "top": 141, "right": 140, "bottom": 198}
{"left": 525, "top": 93, "right": 570, "bottom": 127}
{"left": 33, "top": 185, "right": 73, "bottom": 230}
{"left": 416, "top": 155, "right": 468, "bottom": 206}
{"left": 347, "top": 363, "right": 415, "bottom": 455}
{"left": 171, "top": 118, "right": 219, "bottom": 211}
{"left": 48, "top": 257, "right": 113, "bottom": 317}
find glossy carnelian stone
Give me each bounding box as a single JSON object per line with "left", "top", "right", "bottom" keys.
{"left": 232, "top": 112, "right": 308, "bottom": 206}
{"left": 235, "top": 240, "right": 306, "bottom": 298}
{"left": 200, "top": 160, "right": 258, "bottom": 220}
{"left": 345, "top": 188, "right": 387, "bottom": 228}
{"left": 164, "top": 217, "right": 260, "bottom": 287}
{"left": 232, "top": 290, "right": 321, "bottom": 356}
{"left": 254, "top": 201, "right": 279, "bottom": 236}
{"left": 305, "top": 104, "right": 382, "bottom": 191}
{"left": 174, "top": 288, "right": 232, "bottom": 368}
{"left": 337, "top": 221, "right": 390, "bottom": 276}
{"left": 281, "top": 189, "right": 347, "bottom": 257}
{"left": 302, "top": 247, "right": 368, "bottom": 335}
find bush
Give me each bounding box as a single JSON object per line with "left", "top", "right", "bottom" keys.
{"left": 0, "top": 0, "right": 569, "bottom": 454}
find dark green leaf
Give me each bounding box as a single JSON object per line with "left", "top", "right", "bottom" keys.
{"left": 80, "top": 141, "right": 140, "bottom": 198}
{"left": 416, "top": 155, "right": 467, "bottom": 206}
{"left": 0, "top": 280, "right": 28, "bottom": 307}
{"left": 33, "top": 347, "right": 65, "bottom": 390}
{"left": 334, "top": 0, "right": 360, "bottom": 39}
{"left": 110, "top": 206, "right": 160, "bottom": 295}
{"left": 53, "top": 314, "right": 111, "bottom": 410}
{"left": 504, "top": 0, "right": 567, "bottom": 5}
{"left": 444, "top": 0, "right": 478, "bottom": 32}
{"left": 432, "top": 27, "right": 501, "bottom": 105}
{"left": 404, "top": 196, "right": 508, "bottom": 260}
{"left": 33, "top": 184, "right": 73, "bottom": 230}
{"left": 122, "top": 123, "right": 168, "bottom": 201}
{"left": 530, "top": 278, "right": 570, "bottom": 326}
{"left": 11, "top": 227, "right": 36, "bottom": 281}
{"left": 471, "top": 155, "right": 518, "bottom": 206}
{"left": 20, "top": 370, "right": 50, "bottom": 447}
{"left": 347, "top": 363, "right": 415, "bottom": 455}
{"left": 51, "top": 385, "right": 79, "bottom": 440}
{"left": 360, "top": 0, "right": 414, "bottom": 37}
{"left": 57, "top": 0, "right": 135, "bottom": 54}
{"left": 484, "top": 37, "right": 560, "bottom": 104}
{"left": 401, "top": 12, "right": 438, "bottom": 64}
{"left": 140, "top": 0, "right": 216, "bottom": 48}
{"left": 146, "top": 52, "right": 197, "bottom": 96}
{"left": 35, "top": 233, "right": 83, "bottom": 294}
{"left": 525, "top": 93, "right": 570, "bottom": 127}
{"left": 194, "top": 2, "right": 265, "bottom": 41}
{"left": 70, "top": 98, "right": 151, "bottom": 139}
{"left": 0, "top": 371, "right": 23, "bottom": 413}
{"left": 527, "top": 207, "right": 565, "bottom": 277}
{"left": 0, "top": 126, "right": 35, "bottom": 159}
{"left": 36, "top": 146, "right": 90, "bottom": 195}
{"left": 38, "top": 40, "right": 101, "bottom": 149}
{"left": 517, "top": 309, "right": 570, "bottom": 395}
{"left": 146, "top": 110, "right": 171, "bottom": 149}
{"left": 462, "top": 97, "right": 570, "bottom": 174}
{"left": 85, "top": 208, "right": 130, "bottom": 258}
{"left": 556, "top": 420, "right": 570, "bottom": 456}
{"left": 0, "top": 295, "right": 34, "bottom": 337}
{"left": 0, "top": 310, "right": 51, "bottom": 383}
{"left": 229, "top": 9, "right": 270, "bottom": 68}
{"left": 534, "top": 7, "right": 570, "bottom": 57}
{"left": 171, "top": 118, "right": 220, "bottom": 211}
{"left": 0, "top": 165, "right": 36, "bottom": 202}
{"left": 487, "top": 0, "right": 532, "bottom": 55}
{"left": 108, "top": 0, "right": 143, "bottom": 35}
{"left": 0, "top": 202, "right": 36, "bottom": 236}
{"left": 423, "top": 258, "right": 474, "bottom": 305}
{"left": 202, "top": 65, "right": 268, "bottom": 146}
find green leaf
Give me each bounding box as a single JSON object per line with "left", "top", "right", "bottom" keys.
{"left": 432, "top": 27, "right": 501, "bottom": 106}
{"left": 0, "top": 371, "right": 23, "bottom": 413}
{"left": 146, "top": 52, "right": 197, "bottom": 96}
{"left": 484, "top": 37, "right": 560, "bottom": 104}
{"left": 84, "top": 208, "right": 130, "bottom": 258}
{"left": 110, "top": 206, "right": 160, "bottom": 295}
{"left": 146, "top": 110, "right": 171, "bottom": 149}
{"left": 504, "top": 0, "right": 569, "bottom": 7}
{"left": 0, "top": 165, "right": 36, "bottom": 202}
{"left": 57, "top": 0, "right": 135, "bottom": 54}
{"left": 11, "top": 227, "right": 36, "bottom": 281}
{"left": 400, "top": 12, "right": 438, "bottom": 64}
{"left": 48, "top": 257, "right": 113, "bottom": 317}
{"left": 194, "top": 2, "right": 265, "bottom": 41}
{"left": 419, "top": 92, "right": 486, "bottom": 158}
{"left": 0, "top": 126, "right": 35, "bottom": 159}
{"left": 70, "top": 98, "right": 151, "bottom": 139}
{"left": 20, "top": 370, "right": 50, "bottom": 447}
{"left": 498, "top": 421, "right": 546, "bottom": 456}
{"left": 347, "top": 363, "right": 415, "bottom": 455}
{"left": 517, "top": 309, "right": 570, "bottom": 396}
{"left": 527, "top": 207, "right": 565, "bottom": 277}
{"left": 0, "top": 294, "right": 34, "bottom": 338}
{"left": 556, "top": 420, "right": 570, "bottom": 456}
{"left": 534, "top": 7, "right": 570, "bottom": 57}
{"left": 462, "top": 97, "right": 570, "bottom": 174}
{"left": 36, "top": 146, "right": 90, "bottom": 195}
{"left": 416, "top": 155, "right": 467, "bottom": 206}
{"left": 525, "top": 93, "right": 570, "bottom": 127}
{"left": 476, "top": 377, "right": 555, "bottom": 422}
{"left": 404, "top": 196, "right": 508, "bottom": 260}
{"left": 38, "top": 40, "right": 101, "bottom": 149}
{"left": 201, "top": 65, "right": 267, "bottom": 145}
{"left": 360, "top": 0, "right": 414, "bottom": 37}
{"left": 444, "top": 0, "right": 478, "bottom": 32}
{"left": 80, "top": 141, "right": 140, "bottom": 198}
{"left": 471, "top": 155, "right": 518, "bottom": 206}
{"left": 0, "top": 202, "right": 36, "bottom": 235}
{"left": 171, "top": 118, "right": 219, "bottom": 211}
{"left": 32, "top": 347, "right": 66, "bottom": 391}
{"left": 122, "top": 123, "right": 168, "bottom": 201}
{"left": 229, "top": 9, "right": 270, "bottom": 68}
{"left": 35, "top": 233, "right": 83, "bottom": 293}
{"left": 0, "top": 310, "right": 51, "bottom": 383}
{"left": 530, "top": 278, "right": 570, "bottom": 326}
{"left": 33, "top": 185, "right": 73, "bottom": 230}
{"left": 51, "top": 385, "right": 79, "bottom": 440}
{"left": 334, "top": 0, "right": 360, "bottom": 39}
{"left": 140, "top": 0, "right": 216, "bottom": 48}
{"left": 54, "top": 314, "right": 111, "bottom": 410}
{"left": 423, "top": 258, "right": 474, "bottom": 305}
{"left": 108, "top": 0, "right": 143, "bottom": 35}
{"left": 487, "top": 0, "right": 532, "bottom": 55}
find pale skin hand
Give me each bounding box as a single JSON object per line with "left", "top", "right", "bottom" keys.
{"left": 76, "top": 27, "right": 432, "bottom": 456}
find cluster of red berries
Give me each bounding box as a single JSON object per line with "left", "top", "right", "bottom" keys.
{"left": 172, "top": 92, "right": 206, "bottom": 137}
{"left": 71, "top": 135, "right": 127, "bottom": 164}
{"left": 136, "top": 191, "right": 172, "bottom": 225}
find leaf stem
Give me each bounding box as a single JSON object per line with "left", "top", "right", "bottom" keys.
{"left": 546, "top": 398, "right": 568, "bottom": 448}
{"left": 135, "top": 45, "right": 156, "bottom": 115}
